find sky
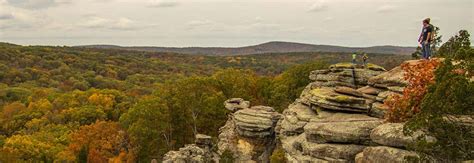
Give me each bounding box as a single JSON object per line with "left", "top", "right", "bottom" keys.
{"left": 0, "top": 0, "right": 472, "bottom": 47}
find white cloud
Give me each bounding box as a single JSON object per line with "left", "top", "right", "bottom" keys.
{"left": 308, "top": 0, "right": 328, "bottom": 12}
{"left": 376, "top": 5, "right": 397, "bottom": 13}
{"left": 80, "top": 16, "right": 137, "bottom": 30}
{"left": 148, "top": 0, "right": 179, "bottom": 7}
{"left": 5, "top": 0, "right": 71, "bottom": 9}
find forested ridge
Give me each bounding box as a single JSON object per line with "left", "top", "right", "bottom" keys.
{"left": 0, "top": 42, "right": 410, "bottom": 162}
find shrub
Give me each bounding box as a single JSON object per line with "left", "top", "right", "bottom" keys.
{"left": 385, "top": 59, "right": 440, "bottom": 122}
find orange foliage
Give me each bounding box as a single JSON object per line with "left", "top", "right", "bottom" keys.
{"left": 64, "top": 121, "right": 133, "bottom": 162}
{"left": 385, "top": 59, "right": 441, "bottom": 122}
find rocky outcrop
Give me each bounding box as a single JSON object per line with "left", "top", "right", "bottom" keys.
{"left": 224, "top": 98, "right": 250, "bottom": 112}
{"left": 163, "top": 61, "right": 442, "bottom": 163}
{"left": 218, "top": 101, "right": 282, "bottom": 162}
{"left": 277, "top": 62, "right": 434, "bottom": 162}
{"left": 162, "top": 134, "right": 219, "bottom": 163}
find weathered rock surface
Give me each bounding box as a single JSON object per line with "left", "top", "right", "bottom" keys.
{"left": 302, "top": 87, "right": 369, "bottom": 113}
{"left": 234, "top": 106, "right": 281, "bottom": 138}
{"left": 276, "top": 62, "right": 431, "bottom": 162}
{"left": 224, "top": 98, "right": 250, "bottom": 112}
{"left": 305, "top": 112, "right": 382, "bottom": 144}
{"left": 218, "top": 103, "right": 282, "bottom": 162}
{"left": 278, "top": 101, "right": 315, "bottom": 136}
{"left": 368, "top": 65, "right": 407, "bottom": 89}
{"left": 303, "top": 142, "right": 366, "bottom": 161}
{"left": 163, "top": 134, "right": 218, "bottom": 163}
{"left": 355, "top": 146, "right": 422, "bottom": 163}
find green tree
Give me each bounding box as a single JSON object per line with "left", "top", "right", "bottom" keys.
{"left": 119, "top": 97, "right": 172, "bottom": 162}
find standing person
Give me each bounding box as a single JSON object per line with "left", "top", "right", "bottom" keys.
{"left": 362, "top": 53, "right": 369, "bottom": 67}
{"left": 418, "top": 18, "right": 433, "bottom": 59}
{"left": 352, "top": 53, "right": 357, "bottom": 65}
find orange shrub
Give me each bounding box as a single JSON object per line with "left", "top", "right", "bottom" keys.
{"left": 385, "top": 59, "right": 441, "bottom": 122}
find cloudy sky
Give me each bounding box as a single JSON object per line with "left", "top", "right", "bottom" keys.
{"left": 0, "top": 0, "right": 472, "bottom": 47}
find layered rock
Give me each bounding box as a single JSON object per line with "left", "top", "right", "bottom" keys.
{"left": 355, "top": 146, "right": 423, "bottom": 163}
{"left": 224, "top": 98, "right": 250, "bottom": 112}
{"left": 162, "top": 134, "right": 219, "bottom": 163}
{"left": 218, "top": 102, "right": 282, "bottom": 162}
{"left": 277, "top": 62, "right": 433, "bottom": 162}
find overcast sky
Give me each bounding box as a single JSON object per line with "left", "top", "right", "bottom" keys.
{"left": 0, "top": 0, "right": 472, "bottom": 47}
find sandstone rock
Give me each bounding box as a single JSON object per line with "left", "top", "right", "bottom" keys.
{"left": 376, "top": 91, "right": 401, "bottom": 102}
{"left": 357, "top": 86, "right": 383, "bottom": 95}
{"left": 218, "top": 116, "right": 237, "bottom": 154}
{"left": 366, "top": 63, "right": 387, "bottom": 71}
{"left": 368, "top": 65, "right": 407, "bottom": 89}
{"left": 305, "top": 112, "right": 382, "bottom": 144}
{"left": 368, "top": 102, "right": 387, "bottom": 118}
{"left": 307, "top": 87, "right": 369, "bottom": 112}
{"left": 309, "top": 64, "right": 384, "bottom": 88}
{"left": 302, "top": 142, "right": 366, "bottom": 161}
{"left": 234, "top": 106, "right": 281, "bottom": 138}
{"left": 370, "top": 123, "right": 415, "bottom": 148}
{"left": 355, "top": 146, "right": 422, "bottom": 163}
{"left": 195, "top": 134, "right": 212, "bottom": 148}
{"left": 278, "top": 102, "right": 315, "bottom": 136}
{"left": 163, "top": 144, "right": 218, "bottom": 163}
{"left": 224, "top": 98, "right": 250, "bottom": 112}
{"left": 218, "top": 102, "right": 281, "bottom": 162}
{"left": 335, "top": 86, "right": 363, "bottom": 97}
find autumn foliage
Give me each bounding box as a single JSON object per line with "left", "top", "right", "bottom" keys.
{"left": 385, "top": 59, "right": 441, "bottom": 122}
{"left": 61, "top": 121, "right": 133, "bottom": 162}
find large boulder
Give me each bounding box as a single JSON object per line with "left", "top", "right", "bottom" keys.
{"left": 234, "top": 106, "right": 281, "bottom": 138}
{"left": 355, "top": 146, "right": 423, "bottom": 163}
{"left": 218, "top": 101, "right": 282, "bottom": 162}
{"left": 304, "top": 111, "right": 382, "bottom": 144}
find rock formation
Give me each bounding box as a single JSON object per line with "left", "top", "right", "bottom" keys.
{"left": 162, "top": 134, "right": 219, "bottom": 163}
{"left": 277, "top": 61, "right": 435, "bottom": 162}
{"left": 163, "top": 61, "right": 451, "bottom": 163}
{"left": 218, "top": 100, "right": 282, "bottom": 162}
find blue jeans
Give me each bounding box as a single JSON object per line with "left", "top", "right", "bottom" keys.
{"left": 422, "top": 42, "right": 431, "bottom": 59}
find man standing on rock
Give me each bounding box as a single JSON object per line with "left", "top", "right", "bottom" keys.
{"left": 362, "top": 53, "right": 369, "bottom": 67}
{"left": 418, "top": 18, "right": 433, "bottom": 59}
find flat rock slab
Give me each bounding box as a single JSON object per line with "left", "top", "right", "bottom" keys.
{"left": 308, "top": 87, "right": 369, "bottom": 112}
{"left": 357, "top": 86, "right": 383, "bottom": 95}
{"left": 355, "top": 146, "right": 422, "bottom": 163}
{"left": 302, "top": 142, "right": 366, "bottom": 161}
{"left": 335, "top": 86, "right": 363, "bottom": 97}
{"left": 305, "top": 112, "right": 382, "bottom": 144}
{"left": 368, "top": 65, "right": 407, "bottom": 89}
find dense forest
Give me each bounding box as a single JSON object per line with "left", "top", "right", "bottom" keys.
{"left": 0, "top": 42, "right": 411, "bottom": 162}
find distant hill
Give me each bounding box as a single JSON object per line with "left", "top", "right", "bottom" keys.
{"left": 77, "top": 41, "right": 416, "bottom": 56}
